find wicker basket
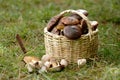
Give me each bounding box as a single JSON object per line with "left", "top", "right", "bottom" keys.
{"left": 44, "top": 10, "right": 98, "bottom": 63}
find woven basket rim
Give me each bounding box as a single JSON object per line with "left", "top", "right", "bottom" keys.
{"left": 44, "top": 27, "right": 98, "bottom": 39}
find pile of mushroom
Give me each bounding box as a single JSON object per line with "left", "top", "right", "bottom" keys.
{"left": 23, "top": 54, "right": 68, "bottom": 73}
{"left": 23, "top": 55, "right": 87, "bottom": 73}
{"left": 47, "top": 9, "right": 98, "bottom": 40}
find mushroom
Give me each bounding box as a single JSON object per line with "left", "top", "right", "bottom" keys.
{"left": 63, "top": 25, "right": 82, "bottom": 40}
{"left": 23, "top": 56, "right": 40, "bottom": 64}
{"left": 33, "top": 60, "right": 43, "bottom": 69}
{"left": 56, "top": 22, "right": 65, "bottom": 30}
{"left": 90, "top": 21, "right": 98, "bottom": 31}
{"left": 43, "top": 56, "right": 59, "bottom": 68}
{"left": 26, "top": 60, "right": 42, "bottom": 73}
{"left": 23, "top": 56, "right": 42, "bottom": 73}
{"left": 76, "top": 9, "right": 88, "bottom": 16}
{"left": 23, "top": 56, "right": 42, "bottom": 69}
{"left": 39, "top": 58, "right": 58, "bottom": 73}
{"left": 41, "top": 54, "right": 52, "bottom": 62}
{"left": 60, "top": 16, "right": 79, "bottom": 25}
{"left": 49, "top": 57, "right": 58, "bottom": 68}
{"left": 49, "top": 60, "right": 65, "bottom": 72}
{"left": 81, "top": 19, "right": 88, "bottom": 34}
{"left": 25, "top": 63, "right": 34, "bottom": 73}
{"left": 77, "top": 59, "right": 87, "bottom": 68}
{"left": 60, "top": 59, "right": 68, "bottom": 67}
{"left": 70, "top": 9, "right": 88, "bottom": 21}
{"left": 44, "top": 61, "right": 52, "bottom": 68}
{"left": 48, "top": 65, "right": 65, "bottom": 72}
{"left": 45, "top": 58, "right": 65, "bottom": 72}
{"left": 38, "top": 66, "right": 48, "bottom": 73}
{"left": 70, "top": 14, "right": 82, "bottom": 21}
{"left": 51, "top": 27, "right": 60, "bottom": 35}
{"left": 47, "top": 14, "right": 63, "bottom": 32}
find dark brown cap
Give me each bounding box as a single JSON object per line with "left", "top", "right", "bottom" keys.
{"left": 63, "top": 25, "right": 82, "bottom": 40}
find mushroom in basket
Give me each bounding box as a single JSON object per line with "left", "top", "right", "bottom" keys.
{"left": 81, "top": 19, "right": 88, "bottom": 34}
{"left": 90, "top": 21, "right": 98, "bottom": 31}
{"left": 60, "top": 16, "right": 79, "bottom": 25}
{"left": 63, "top": 25, "right": 82, "bottom": 40}
{"left": 47, "top": 14, "right": 63, "bottom": 32}
{"left": 70, "top": 9, "right": 88, "bottom": 22}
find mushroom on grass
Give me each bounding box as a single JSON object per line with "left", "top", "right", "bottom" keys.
{"left": 23, "top": 56, "right": 42, "bottom": 73}
{"left": 77, "top": 59, "right": 87, "bottom": 68}
{"left": 60, "top": 59, "right": 68, "bottom": 67}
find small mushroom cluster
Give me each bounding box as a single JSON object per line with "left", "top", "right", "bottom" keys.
{"left": 47, "top": 9, "right": 98, "bottom": 40}
{"left": 23, "top": 54, "right": 68, "bottom": 73}
{"left": 23, "top": 55, "right": 87, "bottom": 73}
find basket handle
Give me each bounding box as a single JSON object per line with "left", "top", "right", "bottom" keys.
{"left": 59, "top": 9, "right": 92, "bottom": 40}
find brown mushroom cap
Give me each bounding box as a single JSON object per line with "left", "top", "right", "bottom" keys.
{"left": 81, "top": 19, "right": 88, "bottom": 34}
{"left": 60, "top": 16, "right": 79, "bottom": 25}
{"left": 76, "top": 9, "right": 88, "bottom": 16}
{"left": 70, "top": 9, "right": 88, "bottom": 21}
{"left": 63, "top": 25, "right": 82, "bottom": 40}
{"left": 47, "top": 14, "right": 63, "bottom": 32}
{"left": 70, "top": 14, "right": 82, "bottom": 21}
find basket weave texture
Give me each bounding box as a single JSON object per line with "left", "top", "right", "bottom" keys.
{"left": 44, "top": 10, "right": 98, "bottom": 63}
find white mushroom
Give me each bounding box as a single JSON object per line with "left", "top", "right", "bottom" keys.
{"left": 90, "top": 21, "right": 98, "bottom": 31}
{"left": 60, "top": 59, "right": 68, "bottom": 67}
{"left": 41, "top": 54, "right": 52, "bottom": 62}
{"left": 26, "top": 60, "right": 43, "bottom": 73}
{"left": 44, "top": 57, "right": 59, "bottom": 68}
{"left": 77, "top": 59, "right": 87, "bottom": 68}
{"left": 26, "top": 63, "right": 34, "bottom": 73}
{"left": 44, "top": 61, "right": 52, "bottom": 68}
{"left": 51, "top": 61, "right": 59, "bottom": 68}
{"left": 23, "top": 56, "right": 40, "bottom": 64}
{"left": 23, "top": 56, "right": 43, "bottom": 72}
{"left": 90, "top": 21, "right": 98, "bottom": 27}
{"left": 38, "top": 66, "right": 48, "bottom": 73}
{"left": 29, "top": 60, "right": 37, "bottom": 67}
{"left": 46, "top": 59, "right": 66, "bottom": 72}
{"left": 35, "top": 61, "right": 43, "bottom": 69}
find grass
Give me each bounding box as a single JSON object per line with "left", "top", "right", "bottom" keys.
{"left": 0, "top": 0, "right": 120, "bottom": 80}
